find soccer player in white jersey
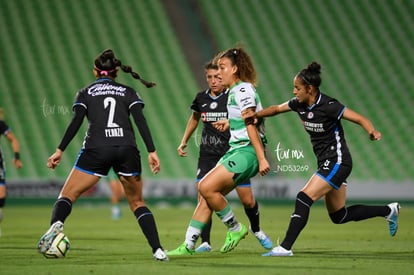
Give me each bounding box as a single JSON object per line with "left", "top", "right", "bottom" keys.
{"left": 172, "top": 61, "right": 272, "bottom": 254}
{"left": 168, "top": 47, "right": 270, "bottom": 256}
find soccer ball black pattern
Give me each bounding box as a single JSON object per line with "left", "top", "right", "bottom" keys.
{"left": 43, "top": 233, "right": 70, "bottom": 258}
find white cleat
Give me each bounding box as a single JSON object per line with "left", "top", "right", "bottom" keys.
{"left": 37, "top": 221, "right": 64, "bottom": 253}
{"left": 153, "top": 248, "right": 169, "bottom": 261}
{"left": 250, "top": 227, "right": 273, "bottom": 250}
{"left": 386, "top": 202, "right": 400, "bottom": 237}
{"left": 195, "top": 242, "right": 212, "bottom": 253}
{"left": 262, "top": 245, "right": 293, "bottom": 257}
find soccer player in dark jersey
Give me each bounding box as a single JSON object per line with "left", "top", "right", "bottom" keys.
{"left": 175, "top": 61, "right": 272, "bottom": 253}
{"left": 243, "top": 62, "right": 400, "bottom": 256}
{"left": 0, "top": 108, "right": 23, "bottom": 236}
{"left": 37, "top": 49, "right": 168, "bottom": 261}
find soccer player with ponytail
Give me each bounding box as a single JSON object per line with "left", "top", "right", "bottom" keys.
{"left": 168, "top": 47, "right": 271, "bottom": 256}
{"left": 37, "top": 49, "right": 168, "bottom": 261}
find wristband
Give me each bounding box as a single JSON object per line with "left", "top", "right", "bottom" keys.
{"left": 14, "top": 152, "right": 20, "bottom": 160}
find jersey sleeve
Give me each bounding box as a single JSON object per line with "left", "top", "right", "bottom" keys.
{"left": 190, "top": 92, "right": 201, "bottom": 113}
{"left": 130, "top": 104, "right": 156, "bottom": 152}
{"left": 0, "top": 120, "right": 10, "bottom": 135}
{"left": 235, "top": 83, "right": 257, "bottom": 111}
{"left": 127, "top": 89, "right": 144, "bottom": 110}
{"left": 73, "top": 90, "right": 88, "bottom": 110}
{"left": 58, "top": 105, "right": 86, "bottom": 151}
{"left": 326, "top": 98, "right": 345, "bottom": 120}
{"left": 288, "top": 97, "right": 299, "bottom": 112}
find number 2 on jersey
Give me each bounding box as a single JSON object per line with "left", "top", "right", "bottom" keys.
{"left": 104, "top": 97, "right": 120, "bottom": 128}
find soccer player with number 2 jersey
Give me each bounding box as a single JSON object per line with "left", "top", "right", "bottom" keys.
{"left": 37, "top": 49, "right": 169, "bottom": 261}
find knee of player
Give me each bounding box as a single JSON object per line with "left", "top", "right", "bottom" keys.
{"left": 197, "top": 182, "right": 206, "bottom": 194}
{"left": 198, "top": 185, "right": 218, "bottom": 201}
{"left": 241, "top": 197, "right": 256, "bottom": 208}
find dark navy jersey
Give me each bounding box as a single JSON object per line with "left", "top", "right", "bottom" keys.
{"left": 190, "top": 89, "right": 230, "bottom": 157}
{"left": 0, "top": 120, "right": 10, "bottom": 136}
{"left": 288, "top": 92, "right": 352, "bottom": 165}
{"left": 0, "top": 120, "right": 10, "bottom": 160}
{"left": 74, "top": 78, "right": 142, "bottom": 149}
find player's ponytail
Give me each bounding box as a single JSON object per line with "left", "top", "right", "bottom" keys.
{"left": 94, "top": 49, "right": 156, "bottom": 88}
{"left": 119, "top": 64, "right": 156, "bottom": 88}
{"left": 218, "top": 47, "right": 257, "bottom": 87}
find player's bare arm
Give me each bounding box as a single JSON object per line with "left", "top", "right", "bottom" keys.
{"left": 342, "top": 108, "right": 381, "bottom": 141}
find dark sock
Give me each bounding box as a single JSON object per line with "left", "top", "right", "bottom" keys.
{"left": 0, "top": 197, "right": 4, "bottom": 223}
{"left": 330, "top": 205, "right": 390, "bottom": 224}
{"left": 51, "top": 197, "right": 72, "bottom": 225}
{"left": 244, "top": 201, "right": 260, "bottom": 232}
{"left": 281, "top": 191, "right": 314, "bottom": 250}
{"left": 200, "top": 219, "right": 212, "bottom": 244}
{"left": 134, "top": 206, "right": 162, "bottom": 253}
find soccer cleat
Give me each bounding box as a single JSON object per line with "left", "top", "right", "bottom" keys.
{"left": 153, "top": 248, "right": 169, "bottom": 261}
{"left": 385, "top": 202, "right": 400, "bottom": 237}
{"left": 262, "top": 245, "right": 293, "bottom": 257}
{"left": 250, "top": 227, "right": 273, "bottom": 250}
{"left": 195, "top": 242, "right": 212, "bottom": 253}
{"left": 37, "top": 221, "right": 64, "bottom": 254}
{"left": 166, "top": 242, "right": 195, "bottom": 256}
{"left": 220, "top": 223, "right": 248, "bottom": 253}
{"left": 111, "top": 206, "right": 122, "bottom": 220}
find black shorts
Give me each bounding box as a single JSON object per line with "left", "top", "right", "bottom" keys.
{"left": 0, "top": 153, "right": 5, "bottom": 185}
{"left": 315, "top": 159, "right": 352, "bottom": 190}
{"left": 74, "top": 146, "right": 141, "bottom": 177}
{"left": 196, "top": 155, "right": 221, "bottom": 182}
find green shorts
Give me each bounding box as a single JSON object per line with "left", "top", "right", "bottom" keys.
{"left": 218, "top": 145, "right": 258, "bottom": 185}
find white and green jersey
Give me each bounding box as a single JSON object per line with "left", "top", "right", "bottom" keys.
{"left": 227, "top": 82, "right": 265, "bottom": 150}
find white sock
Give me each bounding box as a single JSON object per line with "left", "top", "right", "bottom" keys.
{"left": 228, "top": 222, "right": 240, "bottom": 232}
{"left": 185, "top": 225, "right": 201, "bottom": 249}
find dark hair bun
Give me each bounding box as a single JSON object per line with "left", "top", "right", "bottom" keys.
{"left": 307, "top": 62, "right": 321, "bottom": 74}
{"left": 95, "top": 49, "right": 119, "bottom": 71}
{"left": 101, "top": 49, "right": 115, "bottom": 59}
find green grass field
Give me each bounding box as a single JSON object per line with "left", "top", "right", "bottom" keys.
{"left": 0, "top": 201, "right": 413, "bottom": 275}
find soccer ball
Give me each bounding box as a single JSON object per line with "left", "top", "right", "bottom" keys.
{"left": 43, "top": 233, "right": 70, "bottom": 258}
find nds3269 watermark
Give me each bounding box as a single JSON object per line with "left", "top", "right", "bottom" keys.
{"left": 274, "top": 142, "right": 309, "bottom": 173}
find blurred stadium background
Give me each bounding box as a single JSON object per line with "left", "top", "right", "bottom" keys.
{"left": 0, "top": 0, "right": 413, "bottom": 201}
